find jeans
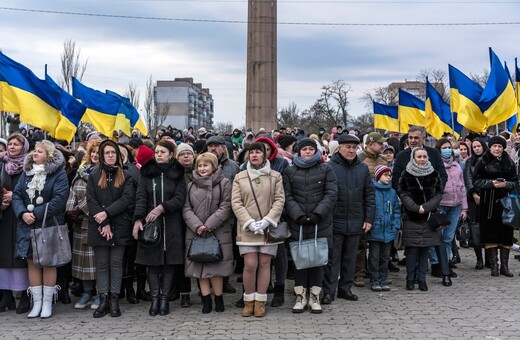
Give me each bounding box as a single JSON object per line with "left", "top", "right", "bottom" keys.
{"left": 438, "top": 205, "right": 462, "bottom": 261}
{"left": 323, "top": 233, "right": 361, "bottom": 295}
{"left": 405, "top": 246, "right": 429, "bottom": 281}
{"left": 367, "top": 241, "right": 392, "bottom": 282}
{"left": 94, "top": 246, "right": 125, "bottom": 294}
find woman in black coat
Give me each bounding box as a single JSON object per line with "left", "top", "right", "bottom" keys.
{"left": 282, "top": 138, "right": 337, "bottom": 314}
{"left": 398, "top": 147, "right": 443, "bottom": 292}
{"left": 132, "top": 140, "right": 188, "bottom": 317}
{"left": 473, "top": 136, "right": 518, "bottom": 277}
{"left": 87, "top": 140, "right": 136, "bottom": 318}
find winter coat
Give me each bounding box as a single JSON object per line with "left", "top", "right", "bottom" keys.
{"left": 232, "top": 167, "right": 285, "bottom": 246}
{"left": 473, "top": 151, "right": 518, "bottom": 245}
{"left": 12, "top": 149, "right": 69, "bottom": 259}
{"left": 440, "top": 160, "right": 468, "bottom": 210}
{"left": 358, "top": 149, "right": 389, "bottom": 177}
{"left": 367, "top": 181, "right": 401, "bottom": 243}
{"left": 392, "top": 145, "right": 448, "bottom": 190}
{"left": 86, "top": 167, "right": 136, "bottom": 247}
{"left": 463, "top": 155, "right": 482, "bottom": 222}
{"left": 328, "top": 152, "right": 375, "bottom": 235}
{"left": 219, "top": 156, "right": 240, "bottom": 182}
{"left": 397, "top": 170, "right": 443, "bottom": 247}
{"left": 0, "top": 165, "right": 26, "bottom": 268}
{"left": 282, "top": 161, "right": 337, "bottom": 243}
{"left": 183, "top": 168, "right": 234, "bottom": 278}
{"left": 134, "top": 159, "right": 187, "bottom": 266}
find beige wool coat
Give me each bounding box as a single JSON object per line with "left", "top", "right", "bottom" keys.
{"left": 183, "top": 169, "right": 234, "bottom": 278}
{"left": 231, "top": 167, "right": 285, "bottom": 246}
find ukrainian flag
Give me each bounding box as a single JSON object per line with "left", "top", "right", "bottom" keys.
{"left": 106, "top": 90, "right": 148, "bottom": 136}
{"left": 504, "top": 61, "right": 517, "bottom": 132}
{"left": 0, "top": 52, "right": 79, "bottom": 142}
{"left": 72, "top": 78, "right": 127, "bottom": 138}
{"left": 516, "top": 58, "right": 520, "bottom": 115}
{"left": 449, "top": 64, "right": 487, "bottom": 133}
{"left": 398, "top": 89, "right": 425, "bottom": 129}
{"left": 425, "top": 80, "right": 462, "bottom": 140}
{"left": 373, "top": 102, "right": 401, "bottom": 133}
{"left": 480, "top": 48, "right": 517, "bottom": 127}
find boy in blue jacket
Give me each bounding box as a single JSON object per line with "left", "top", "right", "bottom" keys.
{"left": 367, "top": 165, "right": 401, "bottom": 291}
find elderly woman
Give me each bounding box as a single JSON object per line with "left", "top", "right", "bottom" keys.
{"left": 232, "top": 142, "right": 285, "bottom": 318}
{"left": 473, "top": 136, "right": 518, "bottom": 277}
{"left": 398, "top": 147, "right": 443, "bottom": 292}
{"left": 183, "top": 153, "right": 233, "bottom": 314}
{"left": 12, "top": 140, "right": 69, "bottom": 318}
{"left": 0, "top": 134, "right": 31, "bottom": 314}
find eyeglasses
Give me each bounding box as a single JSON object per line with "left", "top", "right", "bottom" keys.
{"left": 383, "top": 173, "right": 392, "bottom": 178}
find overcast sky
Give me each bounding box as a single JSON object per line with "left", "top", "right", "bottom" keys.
{"left": 0, "top": 0, "right": 518, "bottom": 129}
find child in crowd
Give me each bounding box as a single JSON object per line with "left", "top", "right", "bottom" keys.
{"left": 367, "top": 165, "right": 401, "bottom": 291}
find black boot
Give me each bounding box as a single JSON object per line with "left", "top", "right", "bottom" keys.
{"left": 484, "top": 248, "right": 491, "bottom": 268}
{"left": 442, "top": 275, "right": 452, "bottom": 287}
{"left": 0, "top": 290, "right": 15, "bottom": 312}
{"left": 159, "top": 273, "right": 174, "bottom": 316}
{"left": 16, "top": 290, "right": 31, "bottom": 314}
{"left": 181, "top": 294, "right": 191, "bottom": 308}
{"left": 271, "top": 284, "right": 285, "bottom": 307}
{"left": 214, "top": 295, "right": 224, "bottom": 313}
{"left": 451, "top": 239, "right": 461, "bottom": 264}
{"left": 430, "top": 263, "right": 442, "bottom": 278}
{"left": 500, "top": 248, "right": 514, "bottom": 277}
{"left": 109, "top": 293, "right": 121, "bottom": 317}
{"left": 136, "top": 273, "right": 151, "bottom": 302}
{"left": 58, "top": 278, "right": 71, "bottom": 304}
{"left": 147, "top": 273, "right": 161, "bottom": 316}
{"left": 70, "top": 278, "right": 83, "bottom": 297}
{"left": 93, "top": 293, "right": 109, "bottom": 318}
{"left": 124, "top": 277, "right": 138, "bottom": 304}
{"left": 489, "top": 248, "right": 499, "bottom": 276}
{"left": 474, "top": 247, "right": 484, "bottom": 270}
{"left": 201, "top": 294, "right": 212, "bottom": 314}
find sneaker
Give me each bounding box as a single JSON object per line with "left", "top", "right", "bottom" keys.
{"left": 90, "top": 296, "right": 100, "bottom": 310}
{"left": 74, "top": 293, "right": 92, "bottom": 309}
{"left": 380, "top": 280, "right": 390, "bottom": 291}
{"left": 370, "top": 281, "right": 382, "bottom": 291}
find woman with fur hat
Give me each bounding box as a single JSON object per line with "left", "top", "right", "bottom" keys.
{"left": 473, "top": 136, "right": 518, "bottom": 277}
{"left": 86, "top": 140, "right": 137, "bottom": 318}
{"left": 232, "top": 142, "right": 285, "bottom": 318}
{"left": 12, "top": 140, "right": 69, "bottom": 318}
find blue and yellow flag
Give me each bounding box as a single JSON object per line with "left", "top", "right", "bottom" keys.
{"left": 72, "top": 78, "right": 128, "bottom": 138}
{"left": 516, "top": 58, "right": 520, "bottom": 116}
{"left": 480, "top": 48, "right": 517, "bottom": 127}
{"left": 449, "top": 64, "right": 486, "bottom": 132}
{"left": 398, "top": 89, "right": 425, "bottom": 129}
{"left": 373, "top": 102, "right": 402, "bottom": 133}
{"left": 504, "top": 61, "right": 518, "bottom": 132}
{"left": 106, "top": 90, "right": 148, "bottom": 136}
{"left": 0, "top": 52, "right": 80, "bottom": 141}
{"left": 425, "top": 80, "right": 462, "bottom": 139}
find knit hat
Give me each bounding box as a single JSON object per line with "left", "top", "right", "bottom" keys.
{"left": 488, "top": 136, "right": 506, "bottom": 149}
{"left": 135, "top": 145, "right": 154, "bottom": 166}
{"left": 128, "top": 138, "right": 143, "bottom": 150}
{"left": 296, "top": 138, "right": 317, "bottom": 154}
{"left": 176, "top": 143, "right": 194, "bottom": 159}
{"left": 374, "top": 165, "right": 392, "bottom": 182}
{"left": 328, "top": 140, "right": 339, "bottom": 155}
{"left": 383, "top": 145, "right": 395, "bottom": 154}
{"left": 278, "top": 135, "right": 297, "bottom": 150}
{"left": 161, "top": 131, "right": 175, "bottom": 139}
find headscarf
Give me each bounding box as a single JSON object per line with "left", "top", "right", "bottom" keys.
{"left": 2, "top": 133, "right": 29, "bottom": 176}
{"left": 405, "top": 147, "right": 434, "bottom": 177}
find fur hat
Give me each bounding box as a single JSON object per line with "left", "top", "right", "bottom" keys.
{"left": 488, "top": 136, "right": 506, "bottom": 149}
{"left": 374, "top": 165, "right": 392, "bottom": 182}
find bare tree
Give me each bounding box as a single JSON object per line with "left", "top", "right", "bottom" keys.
{"left": 277, "top": 102, "right": 301, "bottom": 129}
{"left": 59, "top": 39, "right": 88, "bottom": 93}
{"left": 214, "top": 121, "right": 234, "bottom": 134}
{"left": 350, "top": 112, "right": 374, "bottom": 134}
{"left": 124, "top": 83, "right": 140, "bottom": 109}
{"left": 360, "top": 86, "right": 398, "bottom": 112}
{"left": 417, "top": 68, "right": 449, "bottom": 100}
{"left": 470, "top": 69, "right": 490, "bottom": 88}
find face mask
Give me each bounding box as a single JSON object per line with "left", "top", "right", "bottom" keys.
{"left": 441, "top": 148, "right": 452, "bottom": 158}
{"left": 453, "top": 149, "right": 461, "bottom": 157}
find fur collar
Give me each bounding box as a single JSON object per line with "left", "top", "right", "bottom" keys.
{"left": 23, "top": 148, "right": 65, "bottom": 175}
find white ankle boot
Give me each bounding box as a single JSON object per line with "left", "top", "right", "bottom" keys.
{"left": 27, "top": 285, "right": 43, "bottom": 318}
{"left": 40, "top": 285, "right": 58, "bottom": 319}
{"left": 308, "top": 286, "right": 322, "bottom": 314}
{"left": 292, "top": 286, "right": 307, "bottom": 313}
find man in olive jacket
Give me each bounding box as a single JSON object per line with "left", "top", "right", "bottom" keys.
{"left": 322, "top": 134, "right": 375, "bottom": 304}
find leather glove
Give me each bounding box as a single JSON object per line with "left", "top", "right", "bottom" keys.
{"left": 308, "top": 213, "right": 321, "bottom": 225}
{"left": 257, "top": 219, "right": 270, "bottom": 231}
{"left": 297, "top": 216, "right": 308, "bottom": 225}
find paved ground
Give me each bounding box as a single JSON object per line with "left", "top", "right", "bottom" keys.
{"left": 2, "top": 247, "right": 520, "bottom": 339}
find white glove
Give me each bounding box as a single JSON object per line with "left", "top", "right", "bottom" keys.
{"left": 257, "top": 219, "right": 270, "bottom": 231}
{"left": 248, "top": 222, "right": 258, "bottom": 233}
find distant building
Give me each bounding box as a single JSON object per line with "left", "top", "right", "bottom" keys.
{"left": 154, "top": 78, "right": 214, "bottom": 130}
{"left": 388, "top": 80, "right": 445, "bottom": 101}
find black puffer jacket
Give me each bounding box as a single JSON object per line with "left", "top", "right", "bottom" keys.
{"left": 328, "top": 152, "right": 375, "bottom": 235}
{"left": 134, "top": 159, "right": 187, "bottom": 266}
{"left": 86, "top": 167, "right": 136, "bottom": 247}
{"left": 283, "top": 161, "right": 337, "bottom": 242}
{"left": 398, "top": 170, "right": 443, "bottom": 247}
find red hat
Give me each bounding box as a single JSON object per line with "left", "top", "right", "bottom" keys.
{"left": 135, "top": 145, "right": 154, "bottom": 168}
{"left": 374, "top": 165, "right": 392, "bottom": 182}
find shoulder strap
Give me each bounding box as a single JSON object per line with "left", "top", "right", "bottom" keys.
{"left": 247, "top": 173, "right": 263, "bottom": 218}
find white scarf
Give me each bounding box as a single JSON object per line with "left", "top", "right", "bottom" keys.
{"left": 26, "top": 163, "right": 47, "bottom": 210}
{"left": 246, "top": 159, "right": 271, "bottom": 181}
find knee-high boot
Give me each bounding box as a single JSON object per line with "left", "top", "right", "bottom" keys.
{"left": 147, "top": 273, "right": 160, "bottom": 316}
{"left": 474, "top": 247, "right": 484, "bottom": 270}
{"left": 159, "top": 273, "right": 174, "bottom": 316}
{"left": 41, "top": 285, "right": 58, "bottom": 319}
{"left": 499, "top": 248, "right": 514, "bottom": 277}
{"left": 489, "top": 247, "right": 499, "bottom": 276}
{"left": 27, "top": 286, "right": 43, "bottom": 318}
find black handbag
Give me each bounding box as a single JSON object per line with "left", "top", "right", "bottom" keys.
{"left": 138, "top": 178, "right": 163, "bottom": 246}
{"left": 31, "top": 203, "right": 72, "bottom": 267}
{"left": 468, "top": 222, "right": 481, "bottom": 247}
{"left": 427, "top": 210, "right": 451, "bottom": 231}
{"left": 456, "top": 218, "right": 471, "bottom": 242}
{"left": 187, "top": 232, "right": 223, "bottom": 263}
{"left": 500, "top": 192, "right": 520, "bottom": 229}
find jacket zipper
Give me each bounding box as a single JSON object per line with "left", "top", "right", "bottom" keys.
{"left": 162, "top": 173, "right": 166, "bottom": 252}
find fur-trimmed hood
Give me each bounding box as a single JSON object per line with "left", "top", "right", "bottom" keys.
{"left": 23, "top": 148, "right": 66, "bottom": 175}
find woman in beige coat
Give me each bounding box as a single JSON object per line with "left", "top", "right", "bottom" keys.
{"left": 183, "top": 153, "right": 233, "bottom": 314}
{"left": 231, "top": 142, "right": 285, "bottom": 318}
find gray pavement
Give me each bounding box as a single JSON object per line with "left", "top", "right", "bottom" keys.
{"left": 2, "top": 247, "right": 520, "bottom": 339}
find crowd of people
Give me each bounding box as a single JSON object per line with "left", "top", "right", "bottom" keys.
{"left": 0, "top": 121, "right": 519, "bottom": 320}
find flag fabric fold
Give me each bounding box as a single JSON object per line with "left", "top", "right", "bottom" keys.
{"left": 106, "top": 90, "right": 148, "bottom": 136}
{"left": 373, "top": 102, "right": 400, "bottom": 132}
{"left": 398, "top": 88, "right": 425, "bottom": 129}
{"left": 425, "top": 80, "right": 462, "bottom": 139}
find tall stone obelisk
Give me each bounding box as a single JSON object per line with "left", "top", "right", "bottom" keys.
{"left": 246, "top": 0, "right": 277, "bottom": 133}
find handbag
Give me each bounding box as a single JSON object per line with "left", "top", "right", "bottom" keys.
{"left": 468, "top": 222, "right": 481, "bottom": 247}
{"left": 187, "top": 232, "right": 223, "bottom": 263}
{"left": 247, "top": 174, "right": 290, "bottom": 244}
{"left": 30, "top": 203, "right": 72, "bottom": 267}
{"left": 500, "top": 192, "right": 520, "bottom": 229}
{"left": 456, "top": 218, "right": 471, "bottom": 242}
{"left": 393, "top": 229, "right": 403, "bottom": 250}
{"left": 427, "top": 210, "right": 451, "bottom": 231}
{"left": 138, "top": 178, "right": 163, "bottom": 245}
{"left": 289, "top": 225, "right": 328, "bottom": 270}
